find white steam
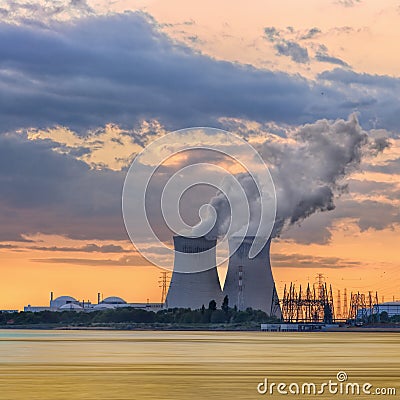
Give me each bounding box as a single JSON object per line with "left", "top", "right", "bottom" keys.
{"left": 196, "top": 114, "right": 390, "bottom": 239}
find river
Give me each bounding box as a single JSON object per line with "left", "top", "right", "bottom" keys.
{"left": 0, "top": 330, "right": 398, "bottom": 399}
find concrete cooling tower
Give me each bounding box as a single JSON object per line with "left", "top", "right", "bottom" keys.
{"left": 223, "top": 236, "right": 281, "bottom": 317}
{"left": 165, "top": 236, "right": 222, "bottom": 310}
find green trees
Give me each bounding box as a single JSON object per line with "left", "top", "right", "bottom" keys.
{"left": 210, "top": 310, "right": 226, "bottom": 323}
{"left": 208, "top": 300, "right": 217, "bottom": 311}
{"left": 221, "top": 295, "right": 229, "bottom": 313}
{"left": 380, "top": 311, "right": 389, "bottom": 323}
{"left": 0, "top": 302, "right": 280, "bottom": 327}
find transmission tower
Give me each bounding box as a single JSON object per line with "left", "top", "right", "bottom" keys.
{"left": 159, "top": 271, "right": 170, "bottom": 307}
{"left": 281, "top": 277, "right": 335, "bottom": 323}
{"left": 349, "top": 291, "right": 379, "bottom": 322}
{"left": 237, "top": 265, "right": 244, "bottom": 311}
{"left": 343, "top": 288, "right": 348, "bottom": 319}
{"left": 270, "top": 286, "right": 280, "bottom": 317}
{"left": 336, "top": 289, "right": 342, "bottom": 319}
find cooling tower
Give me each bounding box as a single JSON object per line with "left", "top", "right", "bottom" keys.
{"left": 165, "top": 236, "right": 222, "bottom": 310}
{"left": 223, "top": 236, "right": 281, "bottom": 317}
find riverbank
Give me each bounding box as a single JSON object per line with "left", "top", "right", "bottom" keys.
{"left": 326, "top": 326, "right": 400, "bottom": 332}
{"left": 0, "top": 322, "right": 263, "bottom": 331}
{"left": 1, "top": 322, "right": 400, "bottom": 332}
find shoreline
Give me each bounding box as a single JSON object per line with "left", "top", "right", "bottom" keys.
{"left": 1, "top": 324, "right": 400, "bottom": 332}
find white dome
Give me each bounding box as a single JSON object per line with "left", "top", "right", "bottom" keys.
{"left": 94, "top": 303, "right": 116, "bottom": 310}
{"left": 54, "top": 295, "right": 77, "bottom": 302}
{"left": 59, "top": 303, "right": 82, "bottom": 310}
{"left": 51, "top": 295, "right": 78, "bottom": 308}
{"left": 101, "top": 296, "right": 126, "bottom": 304}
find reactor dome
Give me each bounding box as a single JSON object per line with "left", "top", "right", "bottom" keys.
{"left": 51, "top": 295, "right": 78, "bottom": 308}
{"left": 101, "top": 296, "right": 127, "bottom": 304}
{"left": 93, "top": 303, "right": 116, "bottom": 310}
{"left": 59, "top": 303, "right": 83, "bottom": 310}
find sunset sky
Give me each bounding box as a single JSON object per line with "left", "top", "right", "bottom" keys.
{"left": 0, "top": 0, "right": 399, "bottom": 310}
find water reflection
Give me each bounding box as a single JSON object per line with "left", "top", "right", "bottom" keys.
{"left": 0, "top": 330, "right": 398, "bottom": 399}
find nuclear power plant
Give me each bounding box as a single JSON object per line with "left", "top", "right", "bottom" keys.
{"left": 223, "top": 236, "right": 281, "bottom": 317}
{"left": 165, "top": 236, "right": 222, "bottom": 310}
{"left": 166, "top": 235, "right": 281, "bottom": 317}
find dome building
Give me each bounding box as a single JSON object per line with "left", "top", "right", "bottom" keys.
{"left": 95, "top": 296, "right": 128, "bottom": 309}
{"left": 59, "top": 303, "right": 83, "bottom": 311}
{"left": 101, "top": 296, "right": 127, "bottom": 305}
{"left": 93, "top": 303, "right": 116, "bottom": 310}
{"left": 50, "top": 295, "right": 79, "bottom": 310}
{"left": 24, "top": 292, "right": 164, "bottom": 312}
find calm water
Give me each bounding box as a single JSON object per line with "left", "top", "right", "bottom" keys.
{"left": 0, "top": 329, "right": 399, "bottom": 399}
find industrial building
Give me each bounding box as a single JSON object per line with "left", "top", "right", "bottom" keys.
{"left": 23, "top": 235, "right": 282, "bottom": 316}
{"left": 223, "top": 236, "right": 281, "bottom": 316}
{"left": 166, "top": 235, "right": 281, "bottom": 317}
{"left": 24, "top": 293, "right": 163, "bottom": 312}
{"left": 165, "top": 236, "right": 222, "bottom": 310}
{"left": 261, "top": 323, "right": 338, "bottom": 332}
{"left": 375, "top": 301, "right": 400, "bottom": 317}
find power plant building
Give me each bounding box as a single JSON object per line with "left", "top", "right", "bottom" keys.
{"left": 166, "top": 235, "right": 281, "bottom": 317}
{"left": 165, "top": 236, "right": 222, "bottom": 310}
{"left": 23, "top": 236, "right": 282, "bottom": 317}
{"left": 223, "top": 236, "right": 281, "bottom": 317}
{"left": 24, "top": 294, "right": 163, "bottom": 312}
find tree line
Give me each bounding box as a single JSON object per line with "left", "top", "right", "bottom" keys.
{"left": 0, "top": 296, "right": 280, "bottom": 326}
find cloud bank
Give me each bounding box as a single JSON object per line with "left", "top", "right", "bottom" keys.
{"left": 0, "top": 12, "right": 399, "bottom": 134}
{"left": 0, "top": 11, "right": 398, "bottom": 252}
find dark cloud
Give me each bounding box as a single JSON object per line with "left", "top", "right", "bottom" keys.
{"left": 1, "top": 242, "right": 127, "bottom": 252}
{"left": 264, "top": 27, "right": 280, "bottom": 41}
{"left": 0, "top": 116, "right": 393, "bottom": 246}
{"left": 318, "top": 69, "right": 400, "bottom": 130}
{"left": 275, "top": 41, "right": 309, "bottom": 63}
{"left": 32, "top": 254, "right": 153, "bottom": 266}
{"left": 315, "top": 53, "right": 350, "bottom": 67}
{"left": 1, "top": 0, "right": 94, "bottom": 23}
{"left": 346, "top": 178, "right": 395, "bottom": 195}
{"left": 283, "top": 195, "right": 400, "bottom": 245}
{"left": 334, "top": 199, "right": 400, "bottom": 231}
{"left": 318, "top": 69, "right": 400, "bottom": 88}
{"left": 0, "top": 133, "right": 126, "bottom": 241}
{"left": 279, "top": 171, "right": 400, "bottom": 243}
{"left": 365, "top": 158, "right": 400, "bottom": 174}
{"left": 0, "top": 14, "right": 397, "bottom": 133}
{"left": 0, "top": 243, "right": 14, "bottom": 249}
{"left": 264, "top": 27, "right": 309, "bottom": 63}
{"left": 265, "top": 26, "right": 352, "bottom": 69}
{"left": 0, "top": 13, "right": 327, "bottom": 132}
{"left": 264, "top": 27, "right": 350, "bottom": 67}
{"left": 0, "top": 13, "right": 398, "bottom": 247}
{"left": 30, "top": 243, "right": 127, "bottom": 253}
{"left": 271, "top": 252, "right": 360, "bottom": 269}
{"left": 300, "top": 27, "right": 321, "bottom": 40}
{"left": 34, "top": 248, "right": 363, "bottom": 269}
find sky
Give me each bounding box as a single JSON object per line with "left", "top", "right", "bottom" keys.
{"left": 0, "top": 0, "right": 399, "bottom": 310}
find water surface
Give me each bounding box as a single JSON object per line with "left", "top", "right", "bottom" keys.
{"left": 0, "top": 329, "right": 398, "bottom": 399}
